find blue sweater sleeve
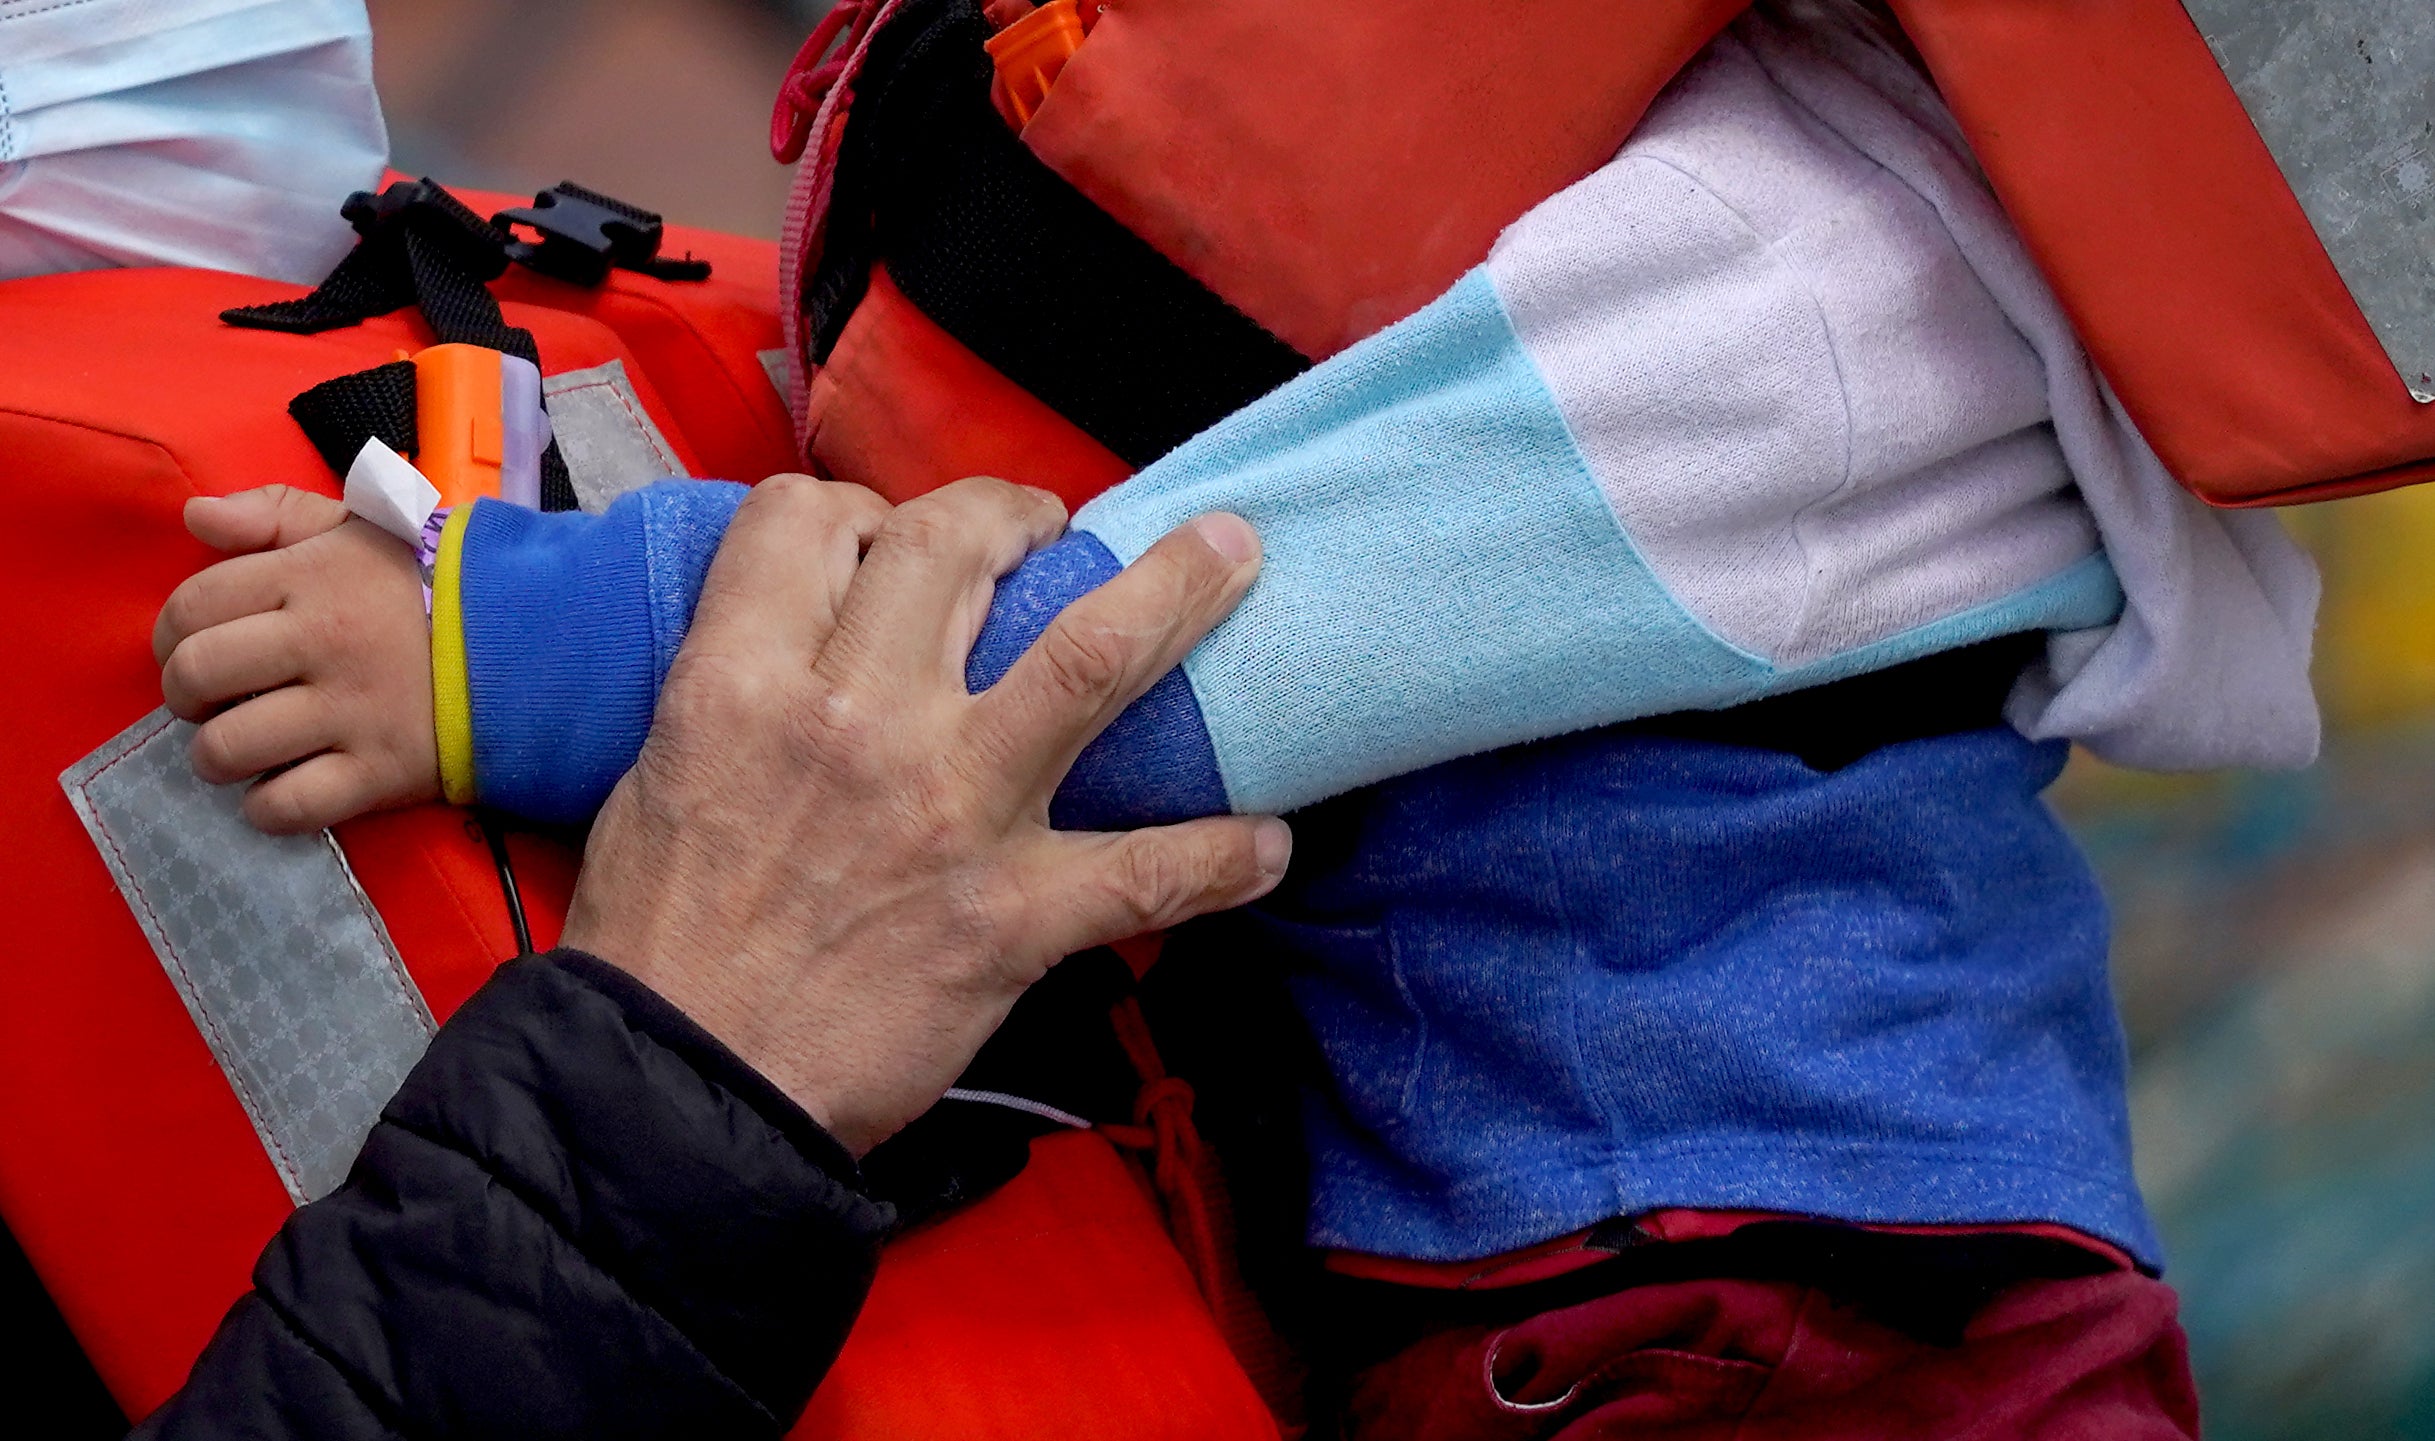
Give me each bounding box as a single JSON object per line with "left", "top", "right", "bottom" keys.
{"left": 462, "top": 270, "right": 2122, "bottom": 827}
{"left": 459, "top": 482, "right": 746, "bottom": 825}
{"left": 456, "top": 483, "right": 1227, "bottom": 828}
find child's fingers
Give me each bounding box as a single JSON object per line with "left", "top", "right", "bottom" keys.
{"left": 184, "top": 486, "right": 352, "bottom": 556}
{"left": 189, "top": 686, "right": 336, "bottom": 787}
{"left": 161, "top": 612, "right": 305, "bottom": 722}
{"left": 241, "top": 752, "right": 388, "bottom": 836}
{"left": 154, "top": 551, "right": 290, "bottom": 666}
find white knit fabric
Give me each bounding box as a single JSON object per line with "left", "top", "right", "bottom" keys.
{"left": 1487, "top": 0, "right": 2320, "bottom": 771}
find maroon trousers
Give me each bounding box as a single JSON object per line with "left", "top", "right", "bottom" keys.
{"left": 1342, "top": 1271, "right": 2200, "bottom": 1440}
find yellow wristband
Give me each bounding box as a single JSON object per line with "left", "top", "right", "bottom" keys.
{"left": 429, "top": 504, "right": 478, "bottom": 807}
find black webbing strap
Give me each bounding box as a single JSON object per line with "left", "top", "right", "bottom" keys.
{"left": 289, "top": 361, "right": 419, "bottom": 478}
{"left": 224, "top": 180, "right": 596, "bottom": 511}
{"left": 286, "top": 357, "right": 578, "bottom": 512}
{"left": 811, "top": 0, "right": 1310, "bottom": 469}
{"left": 224, "top": 181, "right": 523, "bottom": 347}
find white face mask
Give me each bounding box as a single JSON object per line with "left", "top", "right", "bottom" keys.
{"left": 0, "top": 0, "right": 390, "bottom": 284}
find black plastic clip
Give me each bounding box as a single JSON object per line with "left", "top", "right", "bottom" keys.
{"left": 492, "top": 181, "right": 714, "bottom": 287}
{"left": 340, "top": 178, "right": 515, "bottom": 283}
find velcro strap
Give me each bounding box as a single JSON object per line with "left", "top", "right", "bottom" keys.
{"left": 60, "top": 710, "right": 438, "bottom": 1206}
{"left": 813, "top": 0, "right": 1310, "bottom": 469}
{"left": 289, "top": 361, "right": 420, "bottom": 477}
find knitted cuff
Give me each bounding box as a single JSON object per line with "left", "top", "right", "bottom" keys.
{"left": 428, "top": 504, "right": 478, "bottom": 806}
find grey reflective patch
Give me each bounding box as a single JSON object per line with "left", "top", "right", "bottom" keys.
{"left": 61, "top": 709, "right": 435, "bottom": 1205}
{"left": 2183, "top": 0, "right": 2435, "bottom": 401}
{"left": 759, "top": 346, "right": 793, "bottom": 401}
{"left": 545, "top": 358, "right": 691, "bottom": 514}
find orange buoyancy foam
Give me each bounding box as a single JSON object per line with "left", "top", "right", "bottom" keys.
{"left": 1891, "top": 0, "right": 2435, "bottom": 507}
{"left": 795, "top": 1129, "right": 1280, "bottom": 1441}
{"left": 0, "top": 267, "right": 633, "bottom": 1412}
{"left": 1017, "top": 0, "right": 1752, "bottom": 362}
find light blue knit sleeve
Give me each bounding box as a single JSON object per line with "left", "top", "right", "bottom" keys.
{"left": 1073, "top": 269, "right": 2122, "bottom": 816}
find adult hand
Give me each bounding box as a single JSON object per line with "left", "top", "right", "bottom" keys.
{"left": 560, "top": 475, "right": 1287, "bottom": 1154}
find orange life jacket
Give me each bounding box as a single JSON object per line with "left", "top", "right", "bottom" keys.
{"left": 0, "top": 202, "right": 1277, "bottom": 1439}
{"left": 6, "top": 1, "right": 2427, "bottom": 1432}
{"left": 783, "top": 0, "right": 2435, "bottom": 510}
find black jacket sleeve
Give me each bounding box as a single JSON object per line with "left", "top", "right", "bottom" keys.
{"left": 135, "top": 950, "right": 895, "bottom": 1441}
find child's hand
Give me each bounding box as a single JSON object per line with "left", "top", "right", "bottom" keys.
{"left": 153, "top": 486, "right": 441, "bottom": 835}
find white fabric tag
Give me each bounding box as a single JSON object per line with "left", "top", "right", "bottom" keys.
{"left": 343, "top": 437, "right": 442, "bottom": 545}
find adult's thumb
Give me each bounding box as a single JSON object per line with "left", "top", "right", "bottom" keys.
{"left": 1036, "top": 815, "right": 1293, "bottom": 962}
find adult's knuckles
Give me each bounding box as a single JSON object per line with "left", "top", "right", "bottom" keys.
{"left": 871, "top": 499, "right": 972, "bottom": 563}
{"left": 748, "top": 471, "right": 865, "bottom": 527}
{"left": 1102, "top": 834, "right": 1207, "bottom": 932}
{"left": 880, "top": 477, "right": 1038, "bottom": 556}
{"left": 1029, "top": 614, "right": 1135, "bottom": 705}
{"left": 663, "top": 649, "right": 784, "bottom": 735}
{"left": 1144, "top": 528, "right": 1239, "bottom": 623}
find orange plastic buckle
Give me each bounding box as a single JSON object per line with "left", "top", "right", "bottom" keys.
{"left": 404, "top": 343, "right": 547, "bottom": 509}
{"left": 986, "top": 0, "right": 1084, "bottom": 130}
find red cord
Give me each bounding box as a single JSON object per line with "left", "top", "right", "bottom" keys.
{"left": 771, "top": 0, "right": 875, "bottom": 164}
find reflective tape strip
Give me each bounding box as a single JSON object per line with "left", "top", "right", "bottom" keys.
{"left": 759, "top": 346, "right": 793, "bottom": 402}
{"left": 2184, "top": 0, "right": 2435, "bottom": 401}
{"left": 60, "top": 709, "right": 436, "bottom": 1205}
{"left": 543, "top": 358, "right": 691, "bottom": 513}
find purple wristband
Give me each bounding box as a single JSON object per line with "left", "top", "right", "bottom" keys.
{"left": 416, "top": 505, "right": 453, "bottom": 616}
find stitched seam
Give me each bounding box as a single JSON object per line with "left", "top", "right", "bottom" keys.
{"left": 252, "top": 1285, "right": 430, "bottom": 1441}
{"left": 1727, "top": 1284, "right": 1822, "bottom": 1439}
{"left": 0, "top": 0, "right": 109, "bottom": 22}
{"left": 557, "top": 375, "right": 685, "bottom": 475}
{"left": 0, "top": 66, "right": 15, "bottom": 164}
{"left": 1329, "top": 1135, "right": 2144, "bottom": 1221}
{"left": 639, "top": 491, "right": 676, "bottom": 682}
{"left": 1604, "top": 150, "right": 1854, "bottom": 664}
{"left": 381, "top": 1111, "right": 783, "bottom": 1429}
{"left": 1543, "top": 758, "right": 1624, "bottom": 1181}
{"left": 610, "top": 1011, "right": 872, "bottom": 1216}
{"left": 594, "top": 289, "right": 796, "bottom": 456}
{"left": 1592, "top": 1134, "right": 2138, "bottom": 1188}
{"left": 1473, "top": 275, "right": 1775, "bottom": 676}
{"left": 74, "top": 717, "right": 308, "bottom": 1196}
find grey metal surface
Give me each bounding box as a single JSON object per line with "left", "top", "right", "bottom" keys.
{"left": 61, "top": 709, "right": 436, "bottom": 1204}
{"left": 2181, "top": 0, "right": 2435, "bottom": 402}
{"left": 545, "top": 358, "right": 691, "bottom": 513}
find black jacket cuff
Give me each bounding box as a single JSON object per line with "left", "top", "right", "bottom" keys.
{"left": 146, "top": 949, "right": 893, "bottom": 1440}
